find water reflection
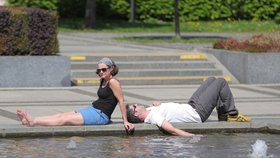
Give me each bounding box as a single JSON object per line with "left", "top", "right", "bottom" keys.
{"left": 0, "top": 133, "right": 280, "bottom": 158}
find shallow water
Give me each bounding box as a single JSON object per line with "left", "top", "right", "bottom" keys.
{"left": 0, "top": 133, "right": 280, "bottom": 158}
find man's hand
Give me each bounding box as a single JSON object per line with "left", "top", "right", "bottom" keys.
{"left": 151, "top": 101, "right": 161, "bottom": 106}
{"left": 161, "top": 120, "right": 195, "bottom": 137}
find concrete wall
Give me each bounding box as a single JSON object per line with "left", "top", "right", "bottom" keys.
{"left": 0, "top": 56, "right": 71, "bottom": 87}
{"left": 204, "top": 48, "right": 280, "bottom": 84}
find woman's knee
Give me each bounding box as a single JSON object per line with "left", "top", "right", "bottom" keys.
{"left": 53, "top": 118, "right": 65, "bottom": 126}
{"left": 59, "top": 114, "right": 83, "bottom": 126}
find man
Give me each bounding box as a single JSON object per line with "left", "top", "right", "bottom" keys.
{"left": 126, "top": 77, "right": 251, "bottom": 136}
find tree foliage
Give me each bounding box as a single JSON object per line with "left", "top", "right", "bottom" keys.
{"left": 7, "top": 0, "right": 58, "bottom": 10}
{"left": 7, "top": 0, "right": 280, "bottom": 21}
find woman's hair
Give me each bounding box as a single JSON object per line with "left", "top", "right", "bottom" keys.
{"left": 98, "top": 57, "right": 119, "bottom": 76}
{"left": 110, "top": 64, "right": 119, "bottom": 76}
{"left": 126, "top": 104, "right": 143, "bottom": 123}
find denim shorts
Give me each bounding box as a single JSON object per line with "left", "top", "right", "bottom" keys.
{"left": 75, "top": 106, "right": 109, "bottom": 125}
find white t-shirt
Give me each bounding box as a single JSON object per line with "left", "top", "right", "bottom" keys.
{"left": 144, "top": 102, "right": 202, "bottom": 127}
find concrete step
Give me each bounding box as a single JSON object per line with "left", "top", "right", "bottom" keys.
{"left": 72, "top": 76, "right": 232, "bottom": 86}
{"left": 69, "top": 53, "right": 208, "bottom": 62}
{"left": 71, "top": 68, "right": 223, "bottom": 78}
{"left": 68, "top": 53, "right": 238, "bottom": 85}
{"left": 71, "top": 61, "right": 216, "bottom": 70}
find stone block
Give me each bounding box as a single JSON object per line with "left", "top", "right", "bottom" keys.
{"left": 0, "top": 56, "right": 71, "bottom": 87}
{"left": 205, "top": 49, "right": 280, "bottom": 84}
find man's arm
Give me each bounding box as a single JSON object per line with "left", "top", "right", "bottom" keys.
{"left": 161, "top": 120, "right": 194, "bottom": 137}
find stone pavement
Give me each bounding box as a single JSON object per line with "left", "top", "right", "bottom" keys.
{"left": 0, "top": 84, "right": 280, "bottom": 138}
{"left": 0, "top": 32, "right": 280, "bottom": 138}
{"left": 58, "top": 32, "right": 255, "bottom": 55}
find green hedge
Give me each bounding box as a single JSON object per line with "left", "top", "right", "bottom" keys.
{"left": 93, "top": 0, "right": 280, "bottom": 21}
{"left": 0, "top": 7, "right": 30, "bottom": 55}
{"left": 7, "top": 0, "right": 58, "bottom": 10}
{"left": 134, "top": 0, "right": 280, "bottom": 21}
{"left": 58, "top": 0, "right": 86, "bottom": 18}
{"left": 7, "top": 0, "right": 280, "bottom": 21}
{"left": 96, "top": 0, "right": 130, "bottom": 19}
{"left": 0, "top": 7, "right": 58, "bottom": 56}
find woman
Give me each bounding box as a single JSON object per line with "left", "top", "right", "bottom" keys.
{"left": 17, "top": 57, "right": 134, "bottom": 132}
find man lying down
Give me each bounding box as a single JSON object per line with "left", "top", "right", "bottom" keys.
{"left": 126, "top": 77, "right": 251, "bottom": 136}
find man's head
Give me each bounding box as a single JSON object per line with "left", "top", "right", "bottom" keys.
{"left": 126, "top": 103, "right": 148, "bottom": 123}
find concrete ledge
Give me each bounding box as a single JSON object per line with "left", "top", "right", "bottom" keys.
{"left": 267, "top": 123, "right": 280, "bottom": 134}
{"left": 72, "top": 76, "right": 232, "bottom": 86}
{"left": 204, "top": 48, "right": 280, "bottom": 84}
{"left": 0, "top": 56, "right": 71, "bottom": 87}
{"left": 1, "top": 122, "right": 279, "bottom": 138}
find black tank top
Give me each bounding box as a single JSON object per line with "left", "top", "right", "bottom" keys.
{"left": 92, "top": 79, "right": 118, "bottom": 119}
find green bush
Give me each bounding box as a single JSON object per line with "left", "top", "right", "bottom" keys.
{"left": 179, "top": 0, "right": 280, "bottom": 21}
{"left": 94, "top": 0, "right": 280, "bottom": 22}
{"left": 7, "top": 0, "right": 58, "bottom": 10}
{"left": 275, "top": 13, "right": 280, "bottom": 24}
{"left": 237, "top": 0, "right": 280, "bottom": 20}
{"left": 180, "top": 0, "right": 232, "bottom": 21}
{"left": 0, "top": 6, "right": 58, "bottom": 56}
{"left": 28, "top": 8, "right": 58, "bottom": 55}
{"left": 96, "top": 0, "right": 130, "bottom": 20}
{"left": 100, "top": 0, "right": 280, "bottom": 22}
{"left": 0, "top": 7, "right": 29, "bottom": 55}
{"left": 136, "top": 0, "right": 174, "bottom": 22}
{"left": 58, "top": 0, "right": 86, "bottom": 18}
{"left": 7, "top": 0, "right": 280, "bottom": 22}
{"left": 0, "top": 10, "right": 9, "bottom": 53}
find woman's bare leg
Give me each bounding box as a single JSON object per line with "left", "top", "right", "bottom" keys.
{"left": 32, "top": 111, "right": 77, "bottom": 121}
{"left": 18, "top": 109, "right": 84, "bottom": 126}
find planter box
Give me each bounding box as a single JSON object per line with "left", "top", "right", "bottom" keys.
{"left": 0, "top": 56, "right": 71, "bottom": 87}
{"left": 204, "top": 48, "right": 280, "bottom": 84}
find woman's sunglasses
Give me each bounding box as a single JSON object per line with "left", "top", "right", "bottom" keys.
{"left": 96, "top": 67, "right": 109, "bottom": 74}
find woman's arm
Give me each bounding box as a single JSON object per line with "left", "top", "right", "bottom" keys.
{"left": 161, "top": 120, "right": 194, "bottom": 137}
{"left": 109, "top": 78, "right": 134, "bottom": 131}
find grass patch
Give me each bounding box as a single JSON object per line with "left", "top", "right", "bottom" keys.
{"left": 59, "top": 19, "right": 280, "bottom": 33}
{"left": 114, "top": 36, "right": 223, "bottom": 44}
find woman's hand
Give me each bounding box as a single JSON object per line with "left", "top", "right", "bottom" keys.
{"left": 124, "top": 121, "right": 135, "bottom": 135}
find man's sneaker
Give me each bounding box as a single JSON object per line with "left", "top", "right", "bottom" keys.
{"left": 218, "top": 114, "right": 228, "bottom": 121}
{"left": 227, "top": 114, "right": 251, "bottom": 122}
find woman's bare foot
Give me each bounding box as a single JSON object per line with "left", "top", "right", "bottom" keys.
{"left": 16, "top": 109, "right": 28, "bottom": 125}
{"left": 17, "top": 109, "right": 35, "bottom": 127}
{"left": 22, "top": 111, "right": 35, "bottom": 127}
